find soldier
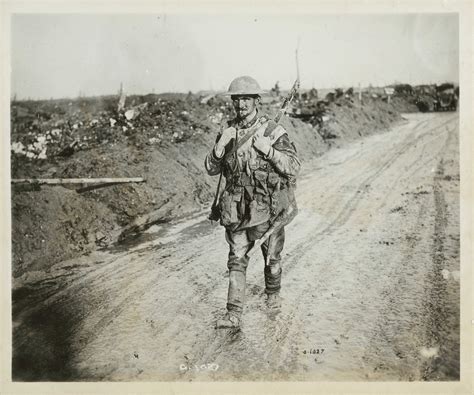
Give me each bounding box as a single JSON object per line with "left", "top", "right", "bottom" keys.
{"left": 205, "top": 76, "right": 301, "bottom": 329}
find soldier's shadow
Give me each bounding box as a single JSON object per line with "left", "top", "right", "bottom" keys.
{"left": 12, "top": 286, "right": 81, "bottom": 381}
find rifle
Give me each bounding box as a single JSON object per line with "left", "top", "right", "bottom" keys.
{"left": 275, "top": 78, "right": 300, "bottom": 123}
{"left": 249, "top": 74, "right": 300, "bottom": 261}
{"left": 253, "top": 47, "right": 301, "bottom": 260}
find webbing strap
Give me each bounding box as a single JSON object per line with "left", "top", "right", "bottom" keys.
{"left": 224, "top": 117, "right": 267, "bottom": 160}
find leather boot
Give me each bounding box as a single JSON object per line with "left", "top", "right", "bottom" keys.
{"left": 216, "top": 311, "right": 241, "bottom": 329}
{"left": 216, "top": 270, "right": 246, "bottom": 329}
{"left": 264, "top": 265, "right": 282, "bottom": 294}
{"left": 266, "top": 292, "right": 282, "bottom": 309}
{"left": 265, "top": 263, "right": 282, "bottom": 309}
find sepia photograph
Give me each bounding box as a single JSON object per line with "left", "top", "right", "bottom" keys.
{"left": 1, "top": 1, "right": 472, "bottom": 393}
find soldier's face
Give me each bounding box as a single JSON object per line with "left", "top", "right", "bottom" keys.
{"left": 232, "top": 95, "right": 258, "bottom": 119}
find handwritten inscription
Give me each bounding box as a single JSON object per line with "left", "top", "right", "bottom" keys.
{"left": 180, "top": 363, "right": 219, "bottom": 372}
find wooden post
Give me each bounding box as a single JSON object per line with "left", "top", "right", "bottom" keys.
{"left": 117, "top": 82, "right": 126, "bottom": 112}
{"left": 295, "top": 39, "right": 301, "bottom": 101}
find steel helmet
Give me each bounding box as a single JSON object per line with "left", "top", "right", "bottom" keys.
{"left": 222, "top": 75, "right": 268, "bottom": 96}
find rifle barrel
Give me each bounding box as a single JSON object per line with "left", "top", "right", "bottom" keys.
{"left": 275, "top": 79, "right": 299, "bottom": 123}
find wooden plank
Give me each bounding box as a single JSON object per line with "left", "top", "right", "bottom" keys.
{"left": 11, "top": 177, "right": 145, "bottom": 185}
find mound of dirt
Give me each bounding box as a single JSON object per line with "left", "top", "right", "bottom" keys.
{"left": 387, "top": 96, "right": 419, "bottom": 113}
{"left": 11, "top": 92, "right": 409, "bottom": 277}
{"left": 313, "top": 95, "right": 402, "bottom": 142}
{"left": 12, "top": 187, "right": 117, "bottom": 278}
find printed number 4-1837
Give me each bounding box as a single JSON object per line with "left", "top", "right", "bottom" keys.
{"left": 303, "top": 348, "right": 325, "bottom": 355}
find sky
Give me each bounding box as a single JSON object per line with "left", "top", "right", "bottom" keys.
{"left": 11, "top": 13, "right": 459, "bottom": 99}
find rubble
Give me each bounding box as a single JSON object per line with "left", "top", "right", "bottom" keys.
{"left": 11, "top": 141, "right": 26, "bottom": 155}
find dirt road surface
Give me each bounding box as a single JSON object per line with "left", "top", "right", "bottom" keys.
{"left": 13, "top": 112, "right": 460, "bottom": 381}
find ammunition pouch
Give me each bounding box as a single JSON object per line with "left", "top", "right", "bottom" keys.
{"left": 245, "top": 196, "right": 271, "bottom": 229}
{"left": 218, "top": 164, "right": 298, "bottom": 230}
{"left": 208, "top": 202, "right": 221, "bottom": 221}
{"left": 219, "top": 189, "right": 241, "bottom": 227}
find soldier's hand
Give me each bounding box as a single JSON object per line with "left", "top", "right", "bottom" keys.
{"left": 215, "top": 127, "right": 236, "bottom": 157}
{"left": 252, "top": 134, "right": 272, "bottom": 156}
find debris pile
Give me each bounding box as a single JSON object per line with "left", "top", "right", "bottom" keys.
{"left": 11, "top": 93, "right": 234, "bottom": 168}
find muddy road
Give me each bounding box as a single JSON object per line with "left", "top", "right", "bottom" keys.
{"left": 12, "top": 113, "right": 460, "bottom": 381}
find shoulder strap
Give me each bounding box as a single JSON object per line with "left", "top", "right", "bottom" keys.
{"left": 224, "top": 116, "right": 268, "bottom": 160}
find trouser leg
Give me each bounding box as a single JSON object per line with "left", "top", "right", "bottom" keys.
{"left": 225, "top": 229, "right": 253, "bottom": 315}
{"left": 260, "top": 226, "right": 285, "bottom": 294}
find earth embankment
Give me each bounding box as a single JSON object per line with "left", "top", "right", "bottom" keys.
{"left": 11, "top": 93, "right": 404, "bottom": 277}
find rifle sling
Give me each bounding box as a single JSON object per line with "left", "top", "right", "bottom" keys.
{"left": 223, "top": 117, "right": 267, "bottom": 160}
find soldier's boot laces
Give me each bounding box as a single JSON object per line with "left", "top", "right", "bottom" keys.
{"left": 266, "top": 292, "right": 282, "bottom": 309}
{"left": 216, "top": 312, "right": 241, "bottom": 329}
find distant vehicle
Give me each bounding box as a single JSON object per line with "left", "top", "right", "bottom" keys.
{"left": 433, "top": 83, "right": 458, "bottom": 111}
{"left": 290, "top": 98, "right": 328, "bottom": 127}
{"left": 393, "top": 84, "right": 414, "bottom": 96}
